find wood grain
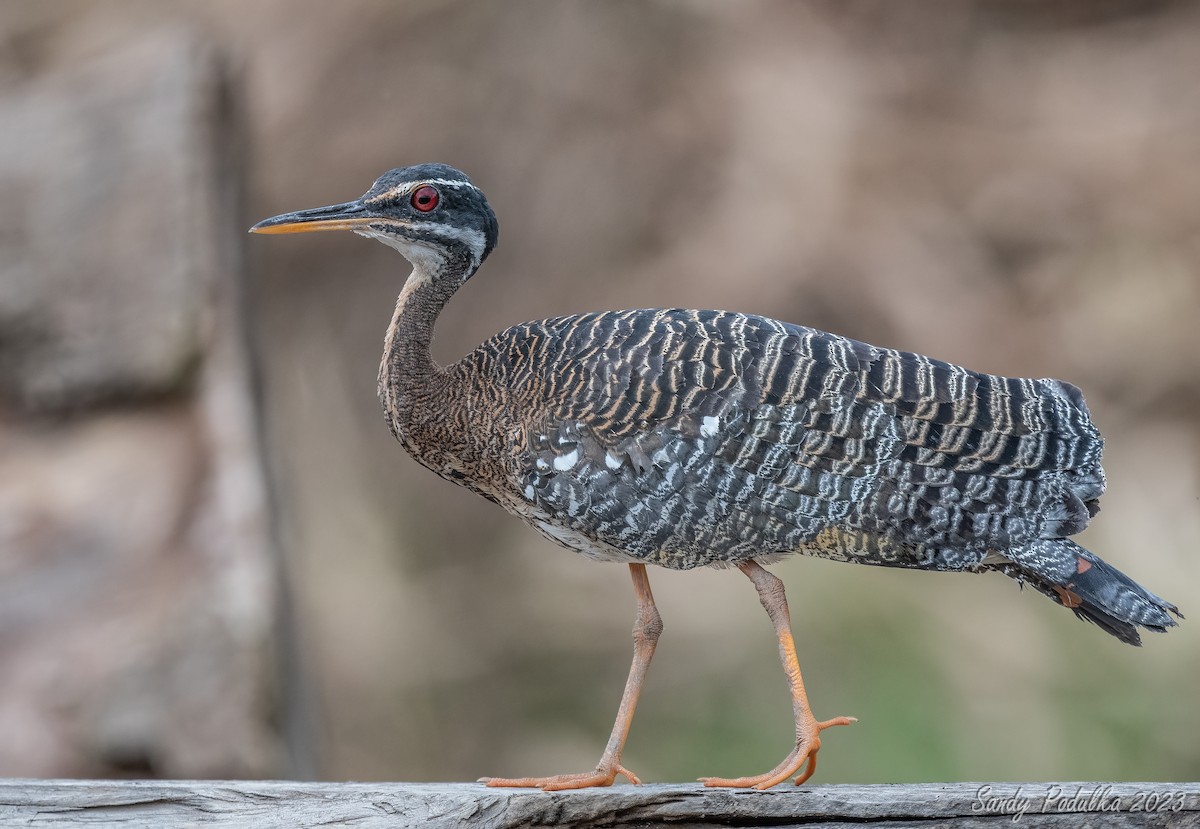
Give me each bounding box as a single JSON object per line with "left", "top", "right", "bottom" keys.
{"left": 2, "top": 780, "right": 1198, "bottom": 828}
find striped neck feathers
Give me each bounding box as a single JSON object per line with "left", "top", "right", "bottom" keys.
{"left": 377, "top": 255, "right": 478, "bottom": 433}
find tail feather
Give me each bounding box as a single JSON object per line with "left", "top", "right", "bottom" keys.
{"left": 997, "top": 539, "right": 1181, "bottom": 646}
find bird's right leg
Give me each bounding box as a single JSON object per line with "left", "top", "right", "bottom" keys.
{"left": 479, "top": 562, "right": 661, "bottom": 790}
{"left": 700, "top": 560, "right": 854, "bottom": 789}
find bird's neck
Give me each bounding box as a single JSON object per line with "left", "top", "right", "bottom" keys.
{"left": 377, "top": 262, "right": 468, "bottom": 441}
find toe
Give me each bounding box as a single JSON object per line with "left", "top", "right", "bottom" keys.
{"left": 481, "top": 765, "right": 639, "bottom": 791}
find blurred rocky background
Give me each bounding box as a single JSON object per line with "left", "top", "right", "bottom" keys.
{"left": 0, "top": 0, "right": 1197, "bottom": 784}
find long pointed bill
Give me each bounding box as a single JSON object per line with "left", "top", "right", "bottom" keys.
{"left": 249, "top": 199, "right": 382, "bottom": 234}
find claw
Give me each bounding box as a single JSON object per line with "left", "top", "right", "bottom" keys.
{"left": 699, "top": 713, "right": 854, "bottom": 790}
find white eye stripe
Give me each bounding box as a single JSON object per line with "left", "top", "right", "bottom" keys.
{"left": 420, "top": 178, "right": 481, "bottom": 191}
{"left": 369, "top": 178, "right": 481, "bottom": 205}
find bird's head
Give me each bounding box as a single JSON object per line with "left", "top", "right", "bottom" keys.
{"left": 251, "top": 163, "right": 499, "bottom": 283}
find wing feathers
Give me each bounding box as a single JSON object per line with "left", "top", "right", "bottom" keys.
{"left": 488, "top": 309, "right": 1105, "bottom": 568}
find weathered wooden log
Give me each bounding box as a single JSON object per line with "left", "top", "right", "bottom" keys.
{"left": 1, "top": 780, "right": 1198, "bottom": 828}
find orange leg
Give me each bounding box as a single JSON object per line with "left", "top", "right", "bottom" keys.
{"left": 480, "top": 562, "right": 662, "bottom": 790}
{"left": 700, "top": 560, "right": 855, "bottom": 789}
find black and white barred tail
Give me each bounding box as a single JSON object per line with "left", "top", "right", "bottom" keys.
{"left": 996, "top": 539, "right": 1181, "bottom": 646}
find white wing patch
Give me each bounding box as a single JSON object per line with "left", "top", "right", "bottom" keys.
{"left": 553, "top": 446, "right": 581, "bottom": 471}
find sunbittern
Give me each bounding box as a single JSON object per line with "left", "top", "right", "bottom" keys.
{"left": 252, "top": 163, "right": 1180, "bottom": 790}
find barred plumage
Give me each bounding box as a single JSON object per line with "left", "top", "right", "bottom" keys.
{"left": 253, "top": 163, "right": 1180, "bottom": 790}
{"left": 481, "top": 310, "right": 1099, "bottom": 567}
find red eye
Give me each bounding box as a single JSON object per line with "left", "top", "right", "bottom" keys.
{"left": 411, "top": 184, "right": 440, "bottom": 212}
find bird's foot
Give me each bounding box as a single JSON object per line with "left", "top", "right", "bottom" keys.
{"left": 699, "top": 714, "right": 855, "bottom": 790}
{"left": 479, "top": 763, "right": 641, "bottom": 791}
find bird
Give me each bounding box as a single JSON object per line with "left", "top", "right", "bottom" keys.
{"left": 251, "top": 163, "right": 1181, "bottom": 791}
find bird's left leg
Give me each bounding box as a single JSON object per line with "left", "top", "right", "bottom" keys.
{"left": 480, "top": 562, "right": 662, "bottom": 790}
{"left": 700, "top": 560, "right": 855, "bottom": 789}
